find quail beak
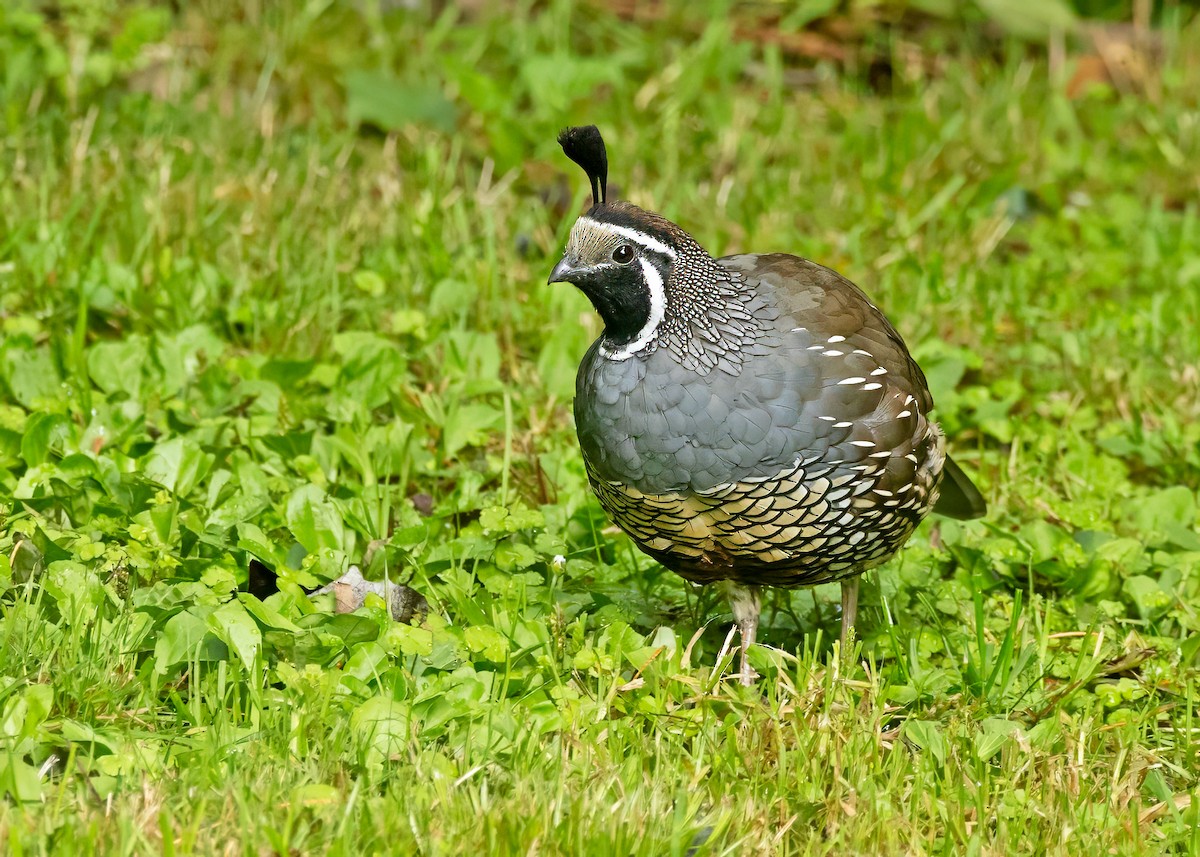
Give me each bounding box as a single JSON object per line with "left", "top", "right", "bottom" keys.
{"left": 548, "top": 255, "right": 583, "bottom": 285}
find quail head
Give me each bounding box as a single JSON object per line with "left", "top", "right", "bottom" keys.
{"left": 549, "top": 125, "right": 985, "bottom": 684}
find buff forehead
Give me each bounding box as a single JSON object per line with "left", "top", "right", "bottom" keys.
{"left": 566, "top": 218, "right": 625, "bottom": 265}
{"left": 567, "top": 215, "right": 680, "bottom": 265}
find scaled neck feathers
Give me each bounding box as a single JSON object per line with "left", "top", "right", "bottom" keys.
{"left": 591, "top": 203, "right": 772, "bottom": 375}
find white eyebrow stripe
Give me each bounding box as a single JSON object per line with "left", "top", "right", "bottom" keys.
{"left": 579, "top": 217, "right": 678, "bottom": 260}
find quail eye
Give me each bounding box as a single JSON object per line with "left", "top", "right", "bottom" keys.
{"left": 612, "top": 244, "right": 635, "bottom": 265}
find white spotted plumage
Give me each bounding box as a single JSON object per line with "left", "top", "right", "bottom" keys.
{"left": 554, "top": 125, "right": 986, "bottom": 686}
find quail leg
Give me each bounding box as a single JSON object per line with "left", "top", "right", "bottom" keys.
{"left": 840, "top": 576, "right": 859, "bottom": 652}
{"left": 723, "top": 583, "right": 761, "bottom": 686}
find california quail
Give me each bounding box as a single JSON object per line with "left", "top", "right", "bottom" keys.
{"left": 549, "top": 126, "right": 986, "bottom": 684}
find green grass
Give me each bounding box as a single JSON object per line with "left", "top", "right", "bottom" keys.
{"left": 2, "top": 0, "right": 1200, "bottom": 853}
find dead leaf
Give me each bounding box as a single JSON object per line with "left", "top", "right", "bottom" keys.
{"left": 1139, "top": 793, "right": 1192, "bottom": 825}
{"left": 732, "top": 25, "right": 847, "bottom": 62}
{"left": 1067, "top": 23, "right": 1163, "bottom": 99}
{"left": 312, "top": 566, "right": 428, "bottom": 623}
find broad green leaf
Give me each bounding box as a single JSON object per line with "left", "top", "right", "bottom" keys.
{"left": 903, "top": 720, "right": 947, "bottom": 767}
{"left": 317, "top": 613, "right": 381, "bottom": 646}
{"left": 975, "top": 0, "right": 1076, "bottom": 40}
{"left": 206, "top": 491, "right": 272, "bottom": 533}
{"left": 2, "top": 345, "right": 63, "bottom": 408}
{"left": 238, "top": 592, "right": 301, "bottom": 633}
{"left": 286, "top": 485, "right": 346, "bottom": 555}
{"left": 343, "top": 71, "right": 456, "bottom": 133}
{"left": 464, "top": 626, "right": 509, "bottom": 662}
{"left": 537, "top": 320, "right": 591, "bottom": 399}
{"left": 332, "top": 331, "right": 406, "bottom": 410}
{"left": 1164, "top": 522, "right": 1200, "bottom": 553}
{"left": 42, "top": 561, "right": 108, "bottom": 626}
{"left": 0, "top": 756, "right": 44, "bottom": 802}
{"left": 1123, "top": 575, "right": 1171, "bottom": 619}
{"left": 20, "top": 412, "right": 71, "bottom": 466}
{"left": 440, "top": 402, "right": 503, "bottom": 460}
{"left": 492, "top": 541, "right": 538, "bottom": 572}
{"left": 59, "top": 720, "right": 120, "bottom": 754}
{"left": 148, "top": 501, "right": 178, "bottom": 545}
{"left": 386, "top": 623, "right": 434, "bottom": 658}
{"left": 976, "top": 718, "right": 1021, "bottom": 761}
{"left": 237, "top": 522, "right": 289, "bottom": 569}
{"left": 441, "top": 331, "right": 502, "bottom": 394}
{"left": 350, "top": 696, "right": 412, "bottom": 767}
{"left": 207, "top": 601, "right": 262, "bottom": 671}
{"left": 519, "top": 54, "right": 628, "bottom": 115}
{"left": 154, "top": 607, "right": 224, "bottom": 673}
{"left": 142, "top": 437, "right": 214, "bottom": 496}
{"left": 1130, "top": 486, "right": 1197, "bottom": 545}
{"left": 342, "top": 641, "right": 389, "bottom": 684}
{"left": 87, "top": 336, "right": 149, "bottom": 398}
{"left": 134, "top": 581, "right": 224, "bottom": 616}
{"left": 0, "top": 684, "right": 54, "bottom": 741}
{"left": 155, "top": 324, "right": 227, "bottom": 394}
{"left": 291, "top": 784, "right": 341, "bottom": 808}
{"left": 260, "top": 359, "right": 314, "bottom": 389}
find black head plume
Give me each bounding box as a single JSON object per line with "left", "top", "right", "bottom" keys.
{"left": 557, "top": 125, "right": 608, "bottom": 206}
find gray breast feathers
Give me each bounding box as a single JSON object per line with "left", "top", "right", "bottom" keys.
{"left": 574, "top": 253, "right": 936, "bottom": 499}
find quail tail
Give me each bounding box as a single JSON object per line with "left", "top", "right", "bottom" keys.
{"left": 722, "top": 582, "right": 761, "bottom": 686}
{"left": 933, "top": 455, "right": 987, "bottom": 520}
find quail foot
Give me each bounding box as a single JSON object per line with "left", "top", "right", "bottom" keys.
{"left": 549, "top": 126, "right": 986, "bottom": 685}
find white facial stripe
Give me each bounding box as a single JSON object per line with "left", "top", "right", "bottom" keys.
{"left": 600, "top": 257, "right": 666, "bottom": 361}
{"left": 580, "top": 218, "right": 678, "bottom": 260}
